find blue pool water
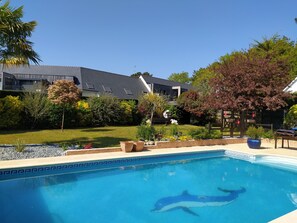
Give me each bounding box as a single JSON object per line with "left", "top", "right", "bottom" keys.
{"left": 1, "top": 153, "right": 297, "bottom": 223}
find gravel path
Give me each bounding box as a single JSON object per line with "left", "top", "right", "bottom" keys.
{"left": 0, "top": 144, "right": 64, "bottom": 160}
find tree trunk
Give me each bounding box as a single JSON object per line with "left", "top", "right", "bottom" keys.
{"left": 31, "top": 118, "right": 37, "bottom": 129}
{"left": 150, "top": 105, "right": 155, "bottom": 125}
{"left": 239, "top": 111, "right": 246, "bottom": 138}
{"left": 61, "top": 107, "right": 65, "bottom": 132}
{"left": 220, "top": 110, "right": 224, "bottom": 132}
{"left": 230, "top": 111, "right": 234, "bottom": 137}
{"left": 150, "top": 111, "right": 154, "bottom": 126}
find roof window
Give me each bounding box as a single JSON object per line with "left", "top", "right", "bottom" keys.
{"left": 124, "top": 88, "right": 133, "bottom": 95}
{"left": 86, "top": 82, "right": 95, "bottom": 89}
{"left": 102, "top": 85, "right": 112, "bottom": 93}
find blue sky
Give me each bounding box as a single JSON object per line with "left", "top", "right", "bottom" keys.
{"left": 10, "top": 0, "right": 297, "bottom": 79}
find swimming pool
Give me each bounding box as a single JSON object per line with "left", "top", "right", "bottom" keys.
{"left": 0, "top": 150, "right": 297, "bottom": 223}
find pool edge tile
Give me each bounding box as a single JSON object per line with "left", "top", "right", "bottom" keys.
{"left": 269, "top": 209, "right": 297, "bottom": 223}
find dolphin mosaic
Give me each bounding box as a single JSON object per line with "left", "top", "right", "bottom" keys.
{"left": 151, "top": 187, "right": 246, "bottom": 216}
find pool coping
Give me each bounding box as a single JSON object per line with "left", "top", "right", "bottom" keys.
{"left": 1, "top": 143, "right": 297, "bottom": 222}
{"left": 1, "top": 143, "right": 297, "bottom": 169}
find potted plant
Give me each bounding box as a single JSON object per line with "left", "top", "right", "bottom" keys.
{"left": 245, "top": 126, "right": 264, "bottom": 149}
{"left": 120, "top": 141, "right": 134, "bottom": 152}
{"left": 133, "top": 141, "right": 144, "bottom": 152}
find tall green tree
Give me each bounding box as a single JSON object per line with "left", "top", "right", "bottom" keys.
{"left": 168, "top": 72, "right": 190, "bottom": 84}
{"left": 249, "top": 35, "right": 297, "bottom": 79}
{"left": 191, "top": 67, "right": 217, "bottom": 93}
{"left": 0, "top": 1, "right": 40, "bottom": 65}
{"left": 130, "top": 72, "right": 153, "bottom": 78}
{"left": 48, "top": 80, "right": 80, "bottom": 131}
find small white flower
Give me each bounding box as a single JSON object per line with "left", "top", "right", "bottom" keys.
{"left": 146, "top": 119, "right": 151, "bottom": 125}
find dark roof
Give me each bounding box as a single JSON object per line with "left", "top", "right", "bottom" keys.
{"left": 81, "top": 68, "right": 146, "bottom": 99}
{"left": 1, "top": 65, "right": 147, "bottom": 99}
{"left": 1, "top": 65, "right": 193, "bottom": 99}
{"left": 1, "top": 65, "right": 81, "bottom": 76}
{"left": 141, "top": 75, "right": 192, "bottom": 89}
{"left": 1, "top": 65, "right": 83, "bottom": 88}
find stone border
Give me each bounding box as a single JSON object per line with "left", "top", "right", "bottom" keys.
{"left": 65, "top": 138, "right": 246, "bottom": 156}
{"left": 155, "top": 138, "right": 246, "bottom": 148}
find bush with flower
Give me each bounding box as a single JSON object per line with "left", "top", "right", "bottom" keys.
{"left": 136, "top": 119, "right": 156, "bottom": 142}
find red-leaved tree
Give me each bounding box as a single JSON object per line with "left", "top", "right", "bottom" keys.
{"left": 208, "top": 53, "right": 291, "bottom": 136}
{"left": 48, "top": 80, "right": 80, "bottom": 131}
{"left": 177, "top": 90, "right": 209, "bottom": 116}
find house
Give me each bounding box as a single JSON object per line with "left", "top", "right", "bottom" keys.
{"left": 0, "top": 65, "right": 192, "bottom": 100}
{"left": 284, "top": 77, "right": 297, "bottom": 93}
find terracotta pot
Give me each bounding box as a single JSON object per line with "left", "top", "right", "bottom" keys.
{"left": 133, "top": 141, "right": 144, "bottom": 152}
{"left": 120, "top": 141, "right": 134, "bottom": 152}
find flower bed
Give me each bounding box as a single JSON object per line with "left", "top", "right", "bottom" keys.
{"left": 154, "top": 138, "right": 246, "bottom": 149}
{"left": 65, "top": 138, "right": 246, "bottom": 156}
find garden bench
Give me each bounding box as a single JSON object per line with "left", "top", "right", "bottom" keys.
{"left": 274, "top": 129, "right": 297, "bottom": 149}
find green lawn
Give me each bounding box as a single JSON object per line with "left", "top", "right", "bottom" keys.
{"left": 0, "top": 125, "right": 198, "bottom": 148}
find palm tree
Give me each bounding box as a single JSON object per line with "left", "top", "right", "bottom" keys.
{"left": 0, "top": 1, "right": 40, "bottom": 66}
{"left": 252, "top": 35, "right": 280, "bottom": 53}
{"left": 138, "top": 92, "right": 167, "bottom": 125}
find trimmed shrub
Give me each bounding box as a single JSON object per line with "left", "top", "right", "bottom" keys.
{"left": 47, "top": 103, "right": 78, "bottom": 128}
{"left": 209, "top": 130, "right": 223, "bottom": 139}
{"left": 89, "top": 95, "right": 123, "bottom": 126}
{"left": 76, "top": 100, "right": 92, "bottom": 127}
{"left": 0, "top": 96, "right": 23, "bottom": 129}
{"left": 189, "top": 127, "right": 222, "bottom": 139}
{"left": 120, "top": 100, "right": 138, "bottom": 125}
{"left": 189, "top": 127, "right": 209, "bottom": 139}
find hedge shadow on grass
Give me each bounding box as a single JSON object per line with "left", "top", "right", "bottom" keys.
{"left": 0, "top": 129, "right": 44, "bottom": 135}
{"left": 49, "top": 136, "right": 132, "bottom": 148}
{"left": 81, "top": 128, "right": 114, "bottom": 133}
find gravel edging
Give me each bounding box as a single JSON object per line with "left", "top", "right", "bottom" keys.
{"left": 0, "top": 144, "right": 64, "bottom": 161}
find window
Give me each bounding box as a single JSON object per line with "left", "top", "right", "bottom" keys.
{"left": 20, "top": 80, "right": 34, "bottom": 85}
{"left": 65, "top": 76, "right": 74, "bottom": 81}
{"left": 4, "top": 77, "right": 14, "bottom": 90}
{"left": 124, "top": 88, "right": 133, "bottom": 95}
{"left": 102, "top": 85, "right": 112, "bottom": 93}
